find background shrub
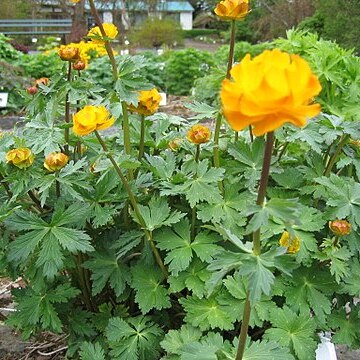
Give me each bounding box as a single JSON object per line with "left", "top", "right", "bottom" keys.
{"left": 128, "top": 18, "right": 183, "bottom": 48}
{"left": 164, "top": 48, "right": 215, "bottom": 95}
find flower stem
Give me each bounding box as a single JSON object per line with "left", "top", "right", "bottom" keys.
{"left": 191, "top": 144, "right": 201, "bottom": 239}
{"left": 226, "top": 20, "right": 236, "bottom": 79}
{"left": 94, "top": 131, "right": 168, "bottom": 277}
{"left": 64, "top": 61, "right": 72, "bottom": 155}
{"left": 121, "top": 101, "right": 134, "bottom": 180}
{"left": 324, "top": 134, "right": 349, "bottom": 177}
{"left": 138, "top": 114, "right": 146, "bottom": 161}
{"left": 88, "top": 0, "right": 118, "bottom": 81}
{"left": 235, "top": 131, "right": 275, "bottom": 360}
{"left": 213, "top": 112, "right": 224, "bottom": 194}
{"left": 0, "top": 171, "right": 12, "bottom": 198}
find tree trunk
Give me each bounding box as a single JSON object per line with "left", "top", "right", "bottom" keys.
{"left": 69, "top": 0, "right": 87, "bottom": 43}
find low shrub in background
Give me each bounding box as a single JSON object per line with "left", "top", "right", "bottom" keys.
{"left": 128, "top": 18, "right": 184, "bottom": 48}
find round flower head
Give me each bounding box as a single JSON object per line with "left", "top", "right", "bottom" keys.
{"left": 27, "top": 86, "right": 38, "bottom": 95}
{"left": 87, "top": 23, "right": 118, "bottom": 44}
{"left": 73, "top": 105, "right": 115, "bottom": 136}
{"left": 329, "top": 220, "right": 351, "bottom": 236}
{"left": 214, "top": 0, "right": 249, "bottom": 21}
{"left": 6, "top": 148, "right": 35, "bottom": 169}
{"left": 279, "top": 231, "right": 300, "bottom": 254}
{"left": 44, "top": 152, "right": 69, "bottom": 172}
{"left": 70, "top": 0, "right": 81, "bottom": 3}
{"left": 220, "top": 49, "right": 322, "bottom": 136}
{"left": 168, "top": 138, "right": 183, "bottom": 151}
{"left": 58, "top": 45, "right": 80, "bottom": 62}
{"left": 187, "top": 124, "right": 211, "bottom": 144}
{"left": 129, "top": 89, "right": 162, "bottom": 116}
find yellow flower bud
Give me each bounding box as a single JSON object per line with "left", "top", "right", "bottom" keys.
{"left": 87, "top": 23, "right": 118, "bottom": 44}
{"left": 168, "top": 138, "right": 183, "bottom": 151}
{"left": 329, "top": 220, "right": 351, "bottom": 236}
{"left": 128, "top": 89, "right": 162, "bottom": 116}
{"left": 187, "top": 124, "right": 211, "bottom": 144}
{"left": 44, "top": 152, "right": 69, "bottom": 172}
{"left": 35, "top": 77, "right": 49, "bottom": 86}
{"left": 58, "top": 45, "right": 80, "bottom": 62}
{"left": 214, "top": 0, "right": 249, "bottom": 21}
{"left": 6, "top": 148, "right": 35, "bottom": 169}
{"left": 73, "top": 105, "right": 115, "bottom": 136}
{"left": 279, "top": 231, "right": 301, "bottom": 254}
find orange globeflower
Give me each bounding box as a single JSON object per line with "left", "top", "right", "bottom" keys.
{"left": 35, "top": 77, "right": 49, "bottom": 86}
{"left": 6, "top": 148, "right": 35, "bottom": 169}
{"left": 73, "top": 105, "right": 115, "bottom": 136}
{"left": 220, "top": 49, "right": 322, "bottom": 137}
{"left": 215, "top": 0, "right": 249, "bottom": 21}
{"left": 87, "top": 23, "right": 118, "bottom": 44}
{"left": 129, "top": 89, "right": 162, "bottom": 116}
{"left": 329, "top": 220, "right": 351, "bottom": 236}
{"left": 279, "top": 231, "right": 301, "bottom": 254}
{"left": 44, "top": 152, "right": 69, "bottom": 172}
{"left": 58, "top": 45, "right": 80, "bottom": 62}
{"left": 70, "top": 0, "right": 81, "bottom": 3}
{"left": 187, "top": 124, "right": 211, "bottom": 144}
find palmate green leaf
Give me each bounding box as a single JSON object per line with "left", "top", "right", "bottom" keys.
{"left": 6, "top": 203, "right": 94, "bottom": 279}
{"left": 8, "top": 283, "right": 80, "bottom": 338}
{"left": 161, "top": 160, "right": 224, "bottom": 208}
{"left": 315, "top": 174, "right": 360, "bottom": 229}
{"left": 134, "top": 196, "right": 185, "bottom": 232}
{"left": 287, "top": 122, "right": 324, "bottom": 154}
{"left": 241, "top": 340, "right": 295, "bottom": 360}
{"left": 221, "top": 272, "right": 278, "bottom": 327}
{"left": 271, "top": 168, "right": 305, "bottom": 189}
{"left": 160, "top": 324, "right": 202, "bottom": 356}
{"left": 328, "top": 308, "right": 360, "bottom": 347}
{"left": 79, "top": 342, "right": 106, "bottom": 360}
{"left": 145, "top": 152, "right": 177, "bottom": 180}
{"left": 105, "top": 316, "right": 164, "bottom": 360}
{"left": 168, "top": 259, "right": 212, "bottom": 298}
{"left": 185, "top": 101, "right": 218, "bottom": 120}
{"left": 264, "top": 306, "right": 317, "bottom": 360}
{"left": 84, "top": 252, "right": 130, "bottom": 297}
{"left": 179, "top": 294, "right": 233, "bottom": 331}
{"left": 197, "top": 184, "right": 248, "bottom": 234}
{"left": 341, "top": 259, "right": 360, "bottom": 296}
{"left": 156, "top": 219, "right": 222, "bottom": 275}
{"left": 131, "top": 263, "right": 171, "bottom": 314}
{"left": 179, "top": 332, "right": 224, "bottom": 360}
{"left": 279, "top": 267, "right": 334, "bottom": 328}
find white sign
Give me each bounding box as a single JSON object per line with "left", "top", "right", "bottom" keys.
{"left": 0, "top": 93, "right": 8, "bottom": 108}
{"left": 159, "top": 92, "right": 167, "bottom": 106}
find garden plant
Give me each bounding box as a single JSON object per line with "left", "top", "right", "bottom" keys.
{"left": 1, "top": 0, "right": 360, "bottom": 359}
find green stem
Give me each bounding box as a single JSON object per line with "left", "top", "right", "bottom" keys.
{"left": 226, "top": 20, "right": 236, "bottom": 79}
{"left": 88, "top": 0, "right": 118, "bottom": 81}
{"left": 27, "top": 190, "right": 44, "bottom": 212}
{"left": 138, "top": 114, "right": 145, "bottom": 161}
{"left": 235, "top": 132, "right": 275, "bottom": 360}
{"left": 55, "top": 179, "right": 61, "bottom": 198}
{"left": 195, "top": 144, "right": 201, "bottom": 163}
{"left": 74, "top": 254, "right": 94, "bottom": 312}
{"left": 248, "top": 126, "right": 253, "bottom": 143}
{"left": 235, "top": 292, "right": 251, "bottom": 360}
{"left": 324, "top": 134, "right": 349, "bottom": 177}
{"left": 122, "top": 101, "right": 134, "bottom": 180}
{"left": 94, "top": 131, "right": 168, "bottom": 277}
{"left": 213, "top": 112, "right": 224, "bottom": 194}
{"left": 64, "top": 61, "right": 72, "bottom": 155}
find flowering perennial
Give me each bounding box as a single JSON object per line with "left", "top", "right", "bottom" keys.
{"left": 215, "top": 0, "right": 249, "bottom": 21}
{"left": 6, "top": 148, "right": 34, "bottom": 169}
{"left": 129, "top": 89, "right": 162, "bottom": 116}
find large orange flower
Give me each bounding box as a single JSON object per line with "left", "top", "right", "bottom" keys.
{"left": 214, "top": 0, "right": 249, "bottom": 21}
{"left": 220, "top": 49, "right": 322, "bottom": 136}
{"left": 128, "top": 89, "right": 162, "bottom": 116}
{"left": 73, "top": 105, "right": 115, "bottom": 136}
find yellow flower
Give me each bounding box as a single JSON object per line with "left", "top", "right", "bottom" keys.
{"left": 58, "top": 45, "right": 80, "bottom": 61}
{"left": 35, "top": 77, "right": 49, "bottom": 86}
{"left": 73, "top": 105, "right": 115, "bottom": 136}
{"left": 87, "top": 23, "right": 118, "bottom": 44}
{"left": 6, "top": 148, "right": 35, "bottom": 169}
{"left": 214, "top": 0, "right": 249, "bottom": 21}
{"left": 44, "top": 152, "right": 69, "bottom": 172}
{"left": 70, "top": 0, "right": 81, "bottom": 3}
{"left": 279, "top": 231, "right": 301, "bottom": 254}
{"left": 220, "top": 49, "right": 322, "bottom": 136}
{"left": 329, "top": 220, "right": 351, "bottom": 236}
{"left": 129, "top": 89, "right": 162, "bottom": 116}
{"left": 187, "top": 124, "right": 211, "bottom": 144}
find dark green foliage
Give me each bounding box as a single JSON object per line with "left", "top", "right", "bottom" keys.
{"left": 164, "top": 48, "right": 215, "bottom": 95}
